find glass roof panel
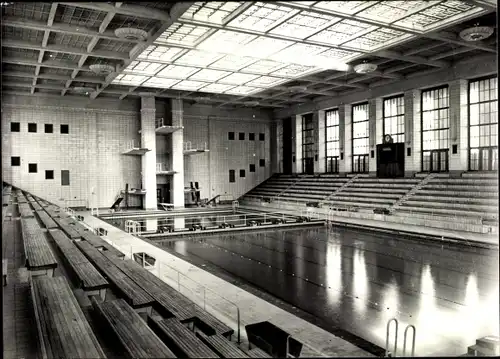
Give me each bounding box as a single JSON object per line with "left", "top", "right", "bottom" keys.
{"left": 200, "top": 83, "right": 237, "bottom": 93}
{"left": 138, "top": 45, "right": 185, "bottom": 62}
{"left": 174, "top": 50, "right": 223, "bottom": 67}
{"left": 208, "top": 55, "right": 257, "bottom": 71}
{"left": 343, "top": 28, "right": 408, "bottom": 51}
{"left": 245, "top": 76, "right": 287, "bottom": 88}
{"left": 224, "top": 85, "right": 261, "bottom": 95}
{"left": 123, "top": 61, "right": 165, "bottom": 75}
{"left": 156, "top": 65, "right": 200, "bottom": 79}
{"left": 313, "top": 1, "right": 378, "bottom": 15}
{"left": 271, "top": 64, "right": 317, "bottom": 78}
{"left": 237, "top": 37, "right": 294, "bottom": 58}
{"left": 112, "top": 74, "right": 149, "bottom": 86}
{"left": 242, "top": 59, "right": 287, "bottom": 74}
{"left": 197, "top": 29, "right": 257, "bottom": 54}
{"left": 142, "top": 77, "right": 181, "bottom": 88}
{"left": 181, "top": 2, "right": 244, "bottom": 24}
{"left": 218, "top": 73, "right": 260, "bottom": 85}
{"left": 189, "top": 68, "right": 232, "bottom": 82}
{"left": 269, "top": 11, "right": 339, "bottom": 39}
{"left": 228, "top": 2, "right": 299, "bottom": 32}
{"left": 170, "top": 80, "right": 210, "bottom": 91}
{"left": 156, "top": 22, "right": 212, "bottom": 46}
{"left": 270, "top": 43, "right": 330, "bottom": 62}
{"left": 315, "top": 48, "right": 360, "bottom": 61}
{"left": 356, "top": 1, "right": 439, "bottom": 24}
{"left": 308, "top": 19, "right": 375, "bottom": 45}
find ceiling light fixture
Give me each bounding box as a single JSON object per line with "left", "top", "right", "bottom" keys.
{"left": 459, "top": 24, "right": 494, "bottom": 41}
{"left": 115, "top": 25, "right": 148, "bottom": 41}
{"left": 73, "top": 86, "right": 94, "bottom": 94}
{"left": 244, "top": 100, "right": 260, "bottom": 107}
{"left": 288, "top": 85, "right": 308, "bottom": 91}
{"left": 354, "top": 61, "right": 377, "bottom": 74}
{"left": 0, "top": 2, "right": 13, "bottom": 6}
{"left": 89, "top": 64, "right": 115, "bottom": 75}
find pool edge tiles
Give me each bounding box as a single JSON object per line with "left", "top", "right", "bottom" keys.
{"left": 78, "top": 211, "right": 375, "bottom": 358}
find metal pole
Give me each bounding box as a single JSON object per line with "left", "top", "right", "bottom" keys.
{"left": 237, "top": 307, "right": 241, "bottom": 344}
{"left": 286, "top": 335, "right": 290, "bottom": 357}
{"left": 385, "top": 318, "right": 398, "bottom": 357}
{"left": 178, "top": 271, "right": 180, "bottom": 291}
{"left": 203, "top": 288, "right": 206, "bottom": 310}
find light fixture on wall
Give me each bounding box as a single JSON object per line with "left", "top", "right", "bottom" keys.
{"left": 460, "top": 23, "right": 494, "bottom": 41}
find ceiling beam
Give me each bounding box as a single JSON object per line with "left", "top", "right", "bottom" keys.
{"left": 58, "top": 2, "right": 171, "bottom": 22}
{"left": 461, "top": 0, "right": 497, "bottom": 11}
{"left": 3, "top": 71, "right": 104, "bottom": 84}
{"left": 429, "top": 47, "right": 475, "bottom": 61}
{"left": 92, "top": 2, "right": 195, "bottom": 99}
{"left": 371, "top": 50, "right": 449, "bottom": 68}
{"left": 3, "top": 57, "right": 92, "bottom": 72}
{"left": 1, "top": 17, "right": 145, "bottom": 44}
{"left": 33, "top": 2, "right": 58, "bottom": 94}
{"left": 1, "top": 39, "right": 129, "bottom": 61}
{"left": 62, "top": 2, "right": 122, "bottom": 96}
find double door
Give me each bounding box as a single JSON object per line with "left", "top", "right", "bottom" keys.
{"left": 326, "top": 156, "right": 339, "bottom": 173}
{"left": 353, "top": 154, "right": 369, "bottom": 173}
{"left": 303, "top": 157, "right": 314, "bottom": 175}
{"left": 470, "top": 147, "right": 498, "bottom": 171}
{"left": 429, "top": 149, "right": 449, "bottom": 172}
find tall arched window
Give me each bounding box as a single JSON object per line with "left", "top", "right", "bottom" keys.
{"left": 325, "top": 109, "right": 339, "bottom": 173}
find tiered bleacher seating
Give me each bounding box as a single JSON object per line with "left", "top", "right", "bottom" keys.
{"left": 244, "top": 174, "right": 300, "bottom": 201}
{"left": 397, "top": 174, "right": 498, "bottom": 220}
{"left": 281, "top": 175, "right": 349, "bottom": 203}
{"left": 36, "top": 210, "right": 58, "bottom": 229}
{"left": 31, "top": 276, "right": 106, "bottom": 359}
{"left": 325, "top": 177, "right": 420, "bottom": 211}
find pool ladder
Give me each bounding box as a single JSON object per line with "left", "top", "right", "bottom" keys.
{"left": 385, "top": 318, "right": 416, "bottom": 357}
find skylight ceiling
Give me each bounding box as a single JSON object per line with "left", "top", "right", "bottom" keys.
{"left": 112, "top": 0, "right": 491, "bottom": 96}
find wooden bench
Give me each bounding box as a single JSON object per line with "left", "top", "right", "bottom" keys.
{"left": 195, "top": 308, "right": 235, "bottom": 338}
{"left": 148, "top": 316, "right": 218, "bottom": 358}
{"left": 76, "top": 241, "right": 154, "bottom": 312}
{"left": 36, "top": 210, "right": 58, "bottom": 229}
{"left": 196, "top": 332, "right": 249, "bottom": 358}
{"left": 31, "top": 276, "right": 106, "bottom": 359}
{"left": 49, "top": 229, "right": 108, "bottom": 299}
{"left": 18, "top": 203, "right": 34, "bottom": 218}
{"left": 54, "top": 218, "right": 82, "bottom": 239}
{"left": 21, "top": 217, "right": 57, "bottom": 277}
{"left": 80, "top": 231, "right": 126, "bottom": 258}
{"left": 91, "top": 297, "right": 175, "bottom": 358}
{"left": 246, "top": 347, "right": 272, "bottom": 358}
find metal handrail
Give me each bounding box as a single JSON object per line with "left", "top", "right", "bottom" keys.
{"left": 386, "top": 318, "right": 399, "bottom": 357}
{"left": 403, "top": 325, "right": 416, "bottom": 357}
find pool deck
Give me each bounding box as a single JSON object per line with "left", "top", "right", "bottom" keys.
{"left": 81, "top": 210, "right": 374, "bottom": 357}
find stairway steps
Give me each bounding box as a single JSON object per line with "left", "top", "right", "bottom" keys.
{"left": 467, "top": 344, "right": 498, "bottom": 356}
{"left": 476, "top": 336, "right": 500, "bottom": 352}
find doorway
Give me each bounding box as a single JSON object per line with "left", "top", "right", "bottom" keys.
{"left": 156, "top": 183, "right": 170, "bottom": 204}
{"left": 303, "top": 157, "right": 314, "bottom": 174}
{"left": 470, "top": 147, "right": 498, "bottom": 171}
{"left": 430, "top": 149, "right": 449, "bottom": 172}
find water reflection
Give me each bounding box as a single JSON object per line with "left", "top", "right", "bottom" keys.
{"left": 353, "top": 248, "right": 369, "bottom": 316}
{"left": 325, "top": 245, "right": 342, "bottom": 306}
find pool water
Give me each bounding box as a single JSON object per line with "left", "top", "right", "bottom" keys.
{"left": 162, "top": 226, "right": 499, "bottom": 356}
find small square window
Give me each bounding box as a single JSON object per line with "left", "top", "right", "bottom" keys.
{"left": 407, "top": 147, "right": 411, "bottom": 157}
{"left": 11, "top": 156, "right": 20, "bottom": 166}
{"left": 259, "top": 133, "right": 265, "bottom": 141}
{"left": 239, "top": 132, "right": 245, "bottom": 140}
{"left": 28, "top": 123, "right": 37, "bottom": 133}
{"left": 61, "top": 170, "right": 70, "bottom": 186}
{"left": 249, "top": 164, "right": 256, "bottom": 172}
{"left": 45, "top": 124, "right": 53, "bottom": 133}
{"left": 45, "top": 170, "right": 54, "bottom": 179}
{"left": 61, "top": 124, "right": 69, "bottom": 134}
{"left": 292, "top": 156, "right": 296, "bottom": 163}
{"left": 228, "top": 132, "right": 235, "bottom": 140}
{"left": 315, "top": 154, "right": 318, "bottom": 161}
{"left": 240, "top": 169, "right": 245, "bottom": 178}
{"left": 249, "top": 133, "right": 255, "bottom": 141}
{"left": 229, "top": 169, "right": 235, "bottom": 183}
{"left": 259, "top": 159, "right": 265, "bottom": 167}
{"left": 28, "top": 163, "right": 37, "bottom": 173}
{"left": 11, "top": 122, "right": 20, "bottom": 132}
{"left": 452, "top": 144, "right": 457, "bottom": 154}
{"left": 371, "top": 150, "right": 375, "bottom": 158}
{"left": 340, "top": 152, "right": 344, "bottom": 160}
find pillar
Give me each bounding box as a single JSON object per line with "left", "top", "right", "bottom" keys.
{"left": 171, "top": 98, "right": 185, "bottom": 208}
{"left": 404, "top": 89, "right": 421, "bottom": 176}
{"left": 449, "top": 79, "right": 468, "bottom": 175}
{"left": 295, "top": 114, "right": 302, "bottom": 173}
{"left": 270, "top": 120, "right": 279, "bottom": 174}
{"left": 369, "top": 98, "right": 382, "bottom": 176}
{"left": 317, "top": 110, "right": 326, "bottom": 173}
{"left": 141, "top": 96, "right": 157, "bottom": 210}
{"left": 339, "top": 104, "right": 351, "bottom": 174}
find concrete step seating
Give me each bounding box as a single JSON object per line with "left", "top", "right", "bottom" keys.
{"left": 339, "top": 190, "right": 402, "bottom": 199}
{"left": 391, "top": 211, "right": 484, "bottom": 225}
{"left": 462, "top": 171, "right": 498, "bottom": 179}
{"left": 417, "top": 189, "right": 498, "bottom": 198}
{"left": 398, "top": 205, "right": 494, "bottom": 219}
{"left": 328, "top": 196, "right": 394, "bottom": 206}
{"left": 403, "top": 200, "right": 495, "bottom": 212}
{"left": 411, "top": 195, "right": 498, "bottom": 205}
{"left": 425, "top": 184, "right": 498, "bottom": 191}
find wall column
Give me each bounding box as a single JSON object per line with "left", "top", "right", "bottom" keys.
{"left": 171, "top": 98, "right": 185, "bottom": 208}
{"left": 369, "top": 98, "right": 382, "bottom": 176}
{"left": 340, "top": 104, "right": 351, "bottom": 174}
{"left": 449, "top": 79, "right": 468, "bottom": 175}
{"left": 270, "top": 120, "right": 279, "bottom": 174}
{"left": 404, "top": 89, "right": 421, "bottom": 176}
{"left": 295, "top": 114, "right": 302, "bottom": 173}
{"left": 140, "top": 96, "right": 157, "bottom": 210}
{"left": 317, "top": 110, "right": 326, "bottom": 173}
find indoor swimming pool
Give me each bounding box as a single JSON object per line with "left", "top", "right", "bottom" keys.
{"left": 159, "top": 226, "right": 499, "bottom": 357}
